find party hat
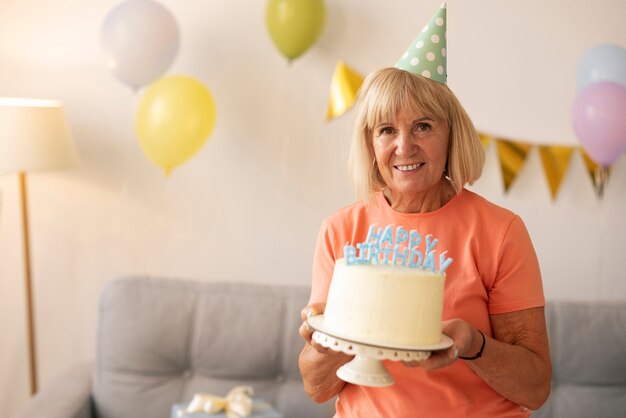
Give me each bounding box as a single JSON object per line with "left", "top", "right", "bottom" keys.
{"left": 395, "top": 2, "right": 447, "bottom": 84}
{"left": 326, "top": 61, "right": 365, "bottom": 120}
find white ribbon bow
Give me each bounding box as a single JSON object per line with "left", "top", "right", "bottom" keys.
{"left": 179, "top": 386, "right": 254, "bottom": 418}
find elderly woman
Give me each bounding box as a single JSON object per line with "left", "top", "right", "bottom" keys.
{"left": 298, "top": 49, "right": 552, "bottom": 418}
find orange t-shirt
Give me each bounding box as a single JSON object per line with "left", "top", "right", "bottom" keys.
{"left": 309, "top": 189, "right": 545, "bottom": 418}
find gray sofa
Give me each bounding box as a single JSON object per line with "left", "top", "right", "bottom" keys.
{"left": 15, "top": 277, "right": 335, "bottom": 418}
{"left": 15, "top": 277, "right": 626, "bottom": 418}
{"left": 534, "top": 300, "right": 626, "bottom": 418}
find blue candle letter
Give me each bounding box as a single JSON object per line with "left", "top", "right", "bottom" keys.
{"left": 408, "top": 248, "right": 424, "bottom": 268}
{"left": 380, "top": 247, "right": 394, "bottom": 264}
{"left": 423, "top": 250, "right": 436, "bottom": 272}
{"left": 366, "top": 224, "right": 382, "bottom": 245}
{"left": 409, "top": 230, "right": 422, "bottom": 249}
{"left": 369, "top": 244, "right": 380, "bottom": 263}
{"left": 344, "top": 245, "right": 357, "bottom": 265}
{"left": 439, "top": 251, "right": 453, "bottom": 273}
{"left": 425, "top": 234, "right": 439, "bottom": 254}
{"left": 396, "top": 226, "right": 408, "bottom": 246}
{"left": 380, "top": 225, "right": 394, "bottom": 246}
{"left": 393, "top": 245, "right": 408, "bottom": 265}
{"left": 356, "top": 242, "right": 369, "bottom": 264}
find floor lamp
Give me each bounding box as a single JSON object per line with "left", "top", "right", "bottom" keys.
{"left": 0, "top": 98, "right": 78, "bottom": 395}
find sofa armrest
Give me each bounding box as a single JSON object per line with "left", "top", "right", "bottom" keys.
{"left": 14, "top": 361, "right": 94, "bottom": 418}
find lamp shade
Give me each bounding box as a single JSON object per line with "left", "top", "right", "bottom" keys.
{"left": 0, "top": 98, "right": 78, "bottom": 173}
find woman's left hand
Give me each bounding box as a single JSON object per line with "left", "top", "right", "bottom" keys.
{"left": 404, "top": 308, "right": 552, "bottom": 410}
{"left": 402, "top": 319, "right": 479, "bottom": 370}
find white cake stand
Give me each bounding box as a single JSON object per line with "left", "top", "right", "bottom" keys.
{"left": 308, "top": 315, "right": 454, "bottom": 387}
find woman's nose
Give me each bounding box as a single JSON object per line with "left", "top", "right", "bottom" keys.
{"left": 395, "top": 131, "right": 416, "bottom": 155}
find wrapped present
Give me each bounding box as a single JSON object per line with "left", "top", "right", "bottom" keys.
{"left": 171, "top": 386, "right": 282, "bottom": 418}
{"left": 171, "top": 401, "right": 282, "bottom": 418}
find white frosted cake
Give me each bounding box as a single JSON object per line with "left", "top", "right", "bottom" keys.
{"left": 323, "top": 258, "right": 446, "bottom": 347}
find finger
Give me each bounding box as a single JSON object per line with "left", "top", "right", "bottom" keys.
{"left": 450, "top": 346, "right": 459, "bottom": 360}
{"left": 299, "top": 322, "right": 314, "bottom": 343}
{"left": 421, "top": 349, "right": 457, "bottom": 371}
{"left": 401, "top": 360, "right": 423, "bottom": 368}
{"left": 441, "top": 319, "right": 473, "bottom": 357}
{"left": 311, "top": 340, "right": 331, "bottom": 354}
{"left": 298, "top": 325, "right": 333, "bottom": 355}
{"left": 300, "top": 307, "right": 310, "bottom": 321}
{"left": 300, "top": 303, "right": 326, "bottom": 321}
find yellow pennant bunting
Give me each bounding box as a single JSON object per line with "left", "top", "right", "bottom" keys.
{"left": 538, "top": 145, "right": 575, "bottom": 200}
{"left": 581, "top": 150, "right": 611, "bottom": 198}
{"left": 326, "top": 61, "right": 364, "bottom": 121}
{"left": 474, "top": 131, "right": 624, "bottom": 199}
{"left": 496, "top": 139, "right": 532, "bottom": 192}
{"left": 479, "top": 133, "right": 493, "bottom": 149}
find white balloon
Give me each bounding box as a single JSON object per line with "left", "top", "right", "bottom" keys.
{"left": 100, "top": 0, "right": 179, "bottom": 89}
{"left": 576, "top": 44, "right": 626, "bottom": 90}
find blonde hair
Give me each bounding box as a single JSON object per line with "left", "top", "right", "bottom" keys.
{"left": 348, "top": 67, "right": 485, "bottom": 201}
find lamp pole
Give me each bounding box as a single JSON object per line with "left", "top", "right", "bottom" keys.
{"left": 19, "top": 172, "right": 38, "bottom": 394}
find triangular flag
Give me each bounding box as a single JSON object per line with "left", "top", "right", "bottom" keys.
{"left": 496, "top": 139, "right": 532, "bottom": 192}
{"left": 479, "top": 133, "right": 492, "bottom": 149}
{"left": 538, "top": 145, "right": 574, "bottom": 200}
{"left": 326, "top": 61, "right": 364, "bottom": 121}
{"left": 581, "top": 149, "right": 610, "bottom": 198}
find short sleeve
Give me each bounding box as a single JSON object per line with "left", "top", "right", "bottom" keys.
{"left": 308, "top": 219, "right": 338, "bottom": 304}
{"left": 488, "top": 216, "right": 545, "bottom": 314}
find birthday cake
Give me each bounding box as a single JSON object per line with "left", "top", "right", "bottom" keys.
{"left": 322, "top": 224, "right": 451, "bottom": 347}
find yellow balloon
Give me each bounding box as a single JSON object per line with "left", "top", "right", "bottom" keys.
{"left": 136, "top": 76, "right": 216, "bottom": 175}
{"left": 266, "top": 0, "right": 325, "bottom": 61}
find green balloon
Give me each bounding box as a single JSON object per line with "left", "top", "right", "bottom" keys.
{"left": 266, "top": 0, "right": 325, "bottom": 61}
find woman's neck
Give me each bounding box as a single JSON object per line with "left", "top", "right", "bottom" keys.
{"left": 383, "top": 179, "right": 456, "bottom": 213}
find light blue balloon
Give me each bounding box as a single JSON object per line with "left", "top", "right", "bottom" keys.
{"left": 576, "top": 43, "right": 626, "bottom": 90}
{"left": 100, "top": 0, "right": 180, "bottom": 90}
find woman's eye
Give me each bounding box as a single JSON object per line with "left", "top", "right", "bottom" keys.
{"left": 379, "top": 127, "right": 394, "bottom": 135}
{"left": 415, "top": 123, "right": 431, "bottom": 132}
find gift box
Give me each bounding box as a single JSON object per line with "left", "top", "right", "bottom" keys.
{"left": 171, "top": 400, "right": 283, "bottom": 418}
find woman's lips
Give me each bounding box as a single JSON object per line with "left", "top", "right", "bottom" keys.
{"left": 395, "top": 162, "right": 424, "bottom": 171}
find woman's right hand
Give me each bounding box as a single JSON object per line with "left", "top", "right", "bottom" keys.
{"left": 299, "top": 303, "right": 327, "bottom": 350}
{"left": 298, "top": 302, "right": 352, "bottom": 403}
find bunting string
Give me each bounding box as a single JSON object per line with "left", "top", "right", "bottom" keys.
{"left": 480, "top": 134, "right": 615, "bottom": 199}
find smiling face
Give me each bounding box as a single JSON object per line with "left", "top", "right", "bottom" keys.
{"left": 372, "top": 106, "right": 450, "bottom": 201}
{"left": 349, "top": 68, "right": 485, "bottom": 206}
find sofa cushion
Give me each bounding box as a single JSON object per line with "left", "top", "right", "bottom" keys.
{"left": 547, "top": 301, "right": 626, "bottom": 385}
{"left": 193, "top": 289, "right": 285, "bottom": 379}
{"left": 97, "top": 278, "right": 197, "bottom": 375}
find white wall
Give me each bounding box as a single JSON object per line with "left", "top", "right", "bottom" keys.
{"left": 0, "top": 0, "right": 624, "bottom": 415}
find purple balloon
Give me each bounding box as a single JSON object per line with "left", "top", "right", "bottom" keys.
{"left": 572, "top": 82, "right": 626, "bottom": 166}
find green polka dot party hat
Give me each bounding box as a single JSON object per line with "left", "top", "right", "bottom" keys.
{"left": 395, "top": 2, "right": 447, "bottom": 84}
